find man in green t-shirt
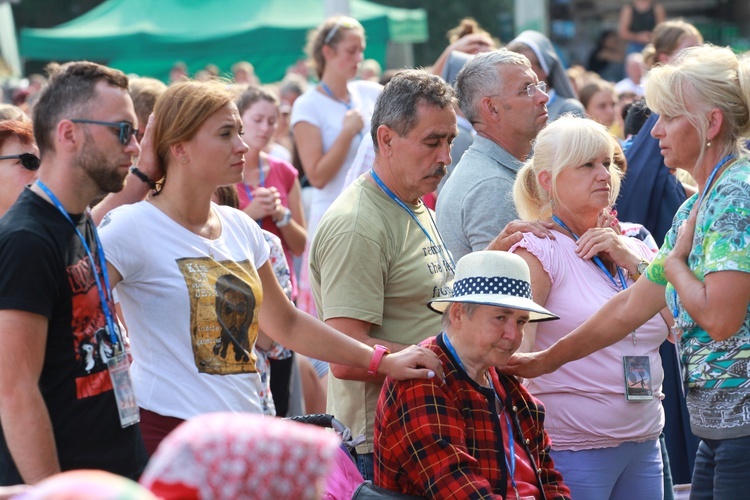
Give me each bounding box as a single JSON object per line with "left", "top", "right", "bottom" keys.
{"left": 309, "top": 70, "right": 459, "bottom": 480}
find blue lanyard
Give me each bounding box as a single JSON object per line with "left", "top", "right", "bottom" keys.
{"left": 35, "top": 180, "right": 119, "bottom": 347}
{"left": 370, "top": 169, "right": 455, "bottom": 270}
{"left": 320, "top": 81, "right": 352, "bottom": 110}
{"left": 320, "top": 82, "right": 364, "bottom": 140}
{"left": 242, "top": 157, "right": 265, "bottom": 202}
{"left": 671, "top": 154, "right": 735, "bottom": 322}
{"left": 442, "top": 333, "right": 519, "bottom": 498}
{"left": 552, "top": 214, "right": 627, "bottom": 291}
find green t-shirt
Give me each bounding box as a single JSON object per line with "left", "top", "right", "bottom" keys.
{"left": 310, "top": 176, "right": 455, "bottom": 452}
{"left": 646, "top": 157, "right": 750, "bottom": 438}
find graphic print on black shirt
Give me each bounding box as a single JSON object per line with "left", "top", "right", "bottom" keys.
{"left": 68, "top": 220, "right": 117, "bottom": 399}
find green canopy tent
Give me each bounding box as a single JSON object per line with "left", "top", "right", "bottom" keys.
{"left": 20, "top": 0, "right": 428, "bottom": 83}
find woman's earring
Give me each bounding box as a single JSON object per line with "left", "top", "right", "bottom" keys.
{"left": 706, "top": 140, "right": 712, "bottom": 148}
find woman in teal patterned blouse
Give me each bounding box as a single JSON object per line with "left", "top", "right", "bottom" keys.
{"left": 506, "top": 43, "right": 750, "bottom": 499}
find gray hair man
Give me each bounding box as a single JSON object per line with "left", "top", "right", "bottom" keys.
{"left": 437, "top": 49, "right": 550, "bottom": 261}
{"left": 309, "top": 69, "right": 458, "bottom": 480}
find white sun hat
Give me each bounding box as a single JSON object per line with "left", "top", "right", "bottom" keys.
{"left": 428, "top": 250, "right": 558, "bottom": 322}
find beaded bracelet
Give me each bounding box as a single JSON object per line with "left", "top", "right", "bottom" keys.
{"left": 129, "top": 166, "right": 158, "bottom": 190}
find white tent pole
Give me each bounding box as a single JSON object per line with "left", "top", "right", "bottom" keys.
{"left": 0, "top": 2, "right": 22, "bottom": 77}
{"left": 325, "top": 0, "right": 350, "bottom": 16}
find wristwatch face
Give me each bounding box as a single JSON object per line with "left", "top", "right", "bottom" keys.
{"left": 637, "top": 261, "right": 649, "bottom": 275}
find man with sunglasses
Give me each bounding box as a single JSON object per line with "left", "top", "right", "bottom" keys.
{"left": 0, "top": 61, "right": 147, "bottom": 485}
{"left": 0, "top": 119, "right": 40, "bottom": 217}
{"left": 437, "top": 49, "right": 550, "bottom": 261}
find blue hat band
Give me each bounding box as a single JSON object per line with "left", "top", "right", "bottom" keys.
{"left": 452, "top": 276, "right": 531, "bottom": 300}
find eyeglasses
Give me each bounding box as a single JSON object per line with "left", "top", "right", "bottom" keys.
{"left": 519, "top": 81, "right": 547, "bottom": 97}
{"left": 0, "top": 153, "right": 41, "bottom": 171}
{"left": 70, "top": 119, "right": 139, "bottom": 145}
{"left": 324, "top": 17, "right": 361, "bottom": 45}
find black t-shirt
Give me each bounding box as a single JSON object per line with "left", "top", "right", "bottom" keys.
{"left": 0, "top": 188, "right": 146, "bottom": 485}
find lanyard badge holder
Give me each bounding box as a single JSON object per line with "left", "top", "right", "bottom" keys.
{"left": 36, "top": 180, "right": 139, "bottom": 428}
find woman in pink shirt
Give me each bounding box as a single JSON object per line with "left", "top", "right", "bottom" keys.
{"left": 510, "top": 115, "right": 670, "bottom": 500}
{"left": 235, "top": 87, "right": 306, "bottom": 299}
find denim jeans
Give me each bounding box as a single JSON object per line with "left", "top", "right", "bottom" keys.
{"left": 690, "top": 435, "right": 750, "bottom": 500}
{"left": 355, "top": 452, "right": 374, "bottom": 482}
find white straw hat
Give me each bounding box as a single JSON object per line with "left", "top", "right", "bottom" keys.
{"left": 428, "top": 251, "right": 558, "bottom": 322}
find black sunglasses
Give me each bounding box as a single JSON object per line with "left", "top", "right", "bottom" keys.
{"left": 0, "top": 153, "right": 41, "bottom": 171}
{"left": 70, "top": 119, "right": 139, "bottom": 145}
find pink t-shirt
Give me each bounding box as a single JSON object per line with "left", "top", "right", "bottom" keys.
{"left": 510, "top": 230, "right": 667, "bottom": 451}
{"left": 237, "top": 155, "right": 299, "bottom": 298}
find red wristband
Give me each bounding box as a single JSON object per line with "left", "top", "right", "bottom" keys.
{"left": 368, "top": 344, "right": 390, "bottom": 375}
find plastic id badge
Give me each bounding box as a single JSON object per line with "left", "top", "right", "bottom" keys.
{"left": 623, "top": 355, "right": 654, "bottom": 401}
{"left": 107, "top": 353, "right": 140, "bottom": 428}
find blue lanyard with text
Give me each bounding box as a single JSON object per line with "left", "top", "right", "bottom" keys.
{"left": 242, "top": 157, "right": 265, "bottom": 202}
{"left": 671, "top": 154, "right": 735, "bottom": 323}
{"left": 552, "top": 214, "right": 627, "bottom": 291}
{"left": 35, "top": 180, "right": 119, "bottom": 347}
{"left": 370, "top": 169, "right": 455, "bottom": 270}
{"left": 443, "top": 333, "right": 519, "bottom": 498}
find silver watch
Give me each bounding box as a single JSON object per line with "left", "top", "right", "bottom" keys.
{"left": 275, "top": 207, "right": 292, "bottom": 227}
{"left": 633, "top": 260, "right": 649, "bottom": 280}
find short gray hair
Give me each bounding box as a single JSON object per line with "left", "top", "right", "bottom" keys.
{"left": 456, "top": 49, "right": 530, "bottom": 124}
{"left": 440, "top": 302, "right": 481, "bottom": 330}
{"left": 370, "top": 69, "right": 457, "bottom": 153}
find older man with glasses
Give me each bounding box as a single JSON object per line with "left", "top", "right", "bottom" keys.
{"left": 437, "top": 49, "right": 551, "bottom": 262}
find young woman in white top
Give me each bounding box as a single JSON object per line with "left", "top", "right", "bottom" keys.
{"left": 96, "top": 80, "right": 439, "bottom": 454}
{"left": 291, "top": 16, "right": 382, "bottom": 315}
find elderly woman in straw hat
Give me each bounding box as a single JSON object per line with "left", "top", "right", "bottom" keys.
{"left": 374, "top": 251, "right": 571, "bottom": 499}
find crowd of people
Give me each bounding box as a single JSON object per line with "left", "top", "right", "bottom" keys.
{"left": 0, "top": 6, "right": 748, "bottom": 500}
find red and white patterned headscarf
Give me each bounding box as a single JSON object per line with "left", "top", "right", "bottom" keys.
{"left": 140, "top": 412, "right": 340, "bottom": 500}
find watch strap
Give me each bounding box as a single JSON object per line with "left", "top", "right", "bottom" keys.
{"left": 368, "top": 344, "right": 390, "bottom": 375}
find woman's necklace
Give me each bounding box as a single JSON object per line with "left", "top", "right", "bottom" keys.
{"left": 203, "top": 217, "right": 216, "bottom": 259}
{"left": 155, "top": 198, "right": 218, "bottom": 259}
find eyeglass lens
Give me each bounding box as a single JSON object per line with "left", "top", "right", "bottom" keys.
{"left": 118, "top": 123, "right": 135, "bottom": 145}
{"left": 70, "top": 119, "right": 138, "bottom": 145}
{"left": 526, "top": 82, "right": 547, "bottom": 97}
{"left": 0, "top": 153, "right": 41, "bottom": 171}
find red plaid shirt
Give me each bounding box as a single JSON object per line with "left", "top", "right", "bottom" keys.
{"left": 374, "top": 334, "right": 571, "bottom": 499}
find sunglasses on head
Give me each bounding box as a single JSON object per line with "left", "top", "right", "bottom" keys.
{"left": 0, "top": 153, "right": 41, "bottom": 171}
{"left": 70, "top": 119, "right": 139, "bottom": 145}
{"left": 324, "top": 17, "right": 361, "bottom": 45}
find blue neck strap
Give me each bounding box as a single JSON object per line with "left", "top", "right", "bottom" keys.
{"left": 35, "top": 180, "right": 119, "bottom": 347}
{"left": 242, "top": 156, "right": 265, "bottom": 203}
{"left": 320, "top": 81, "right": 352, "bottom": 110}
{"left": 551, "top": 214, "right": 627, "bottom": 291}
{"left": 370, "top": 169, "right": 455, "bottom": 270}
{"left": 442, "top": 333, "right": 518, "bottom": 496}
{"left": 320, "top": 82, "right": 364, "bottom": 139}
